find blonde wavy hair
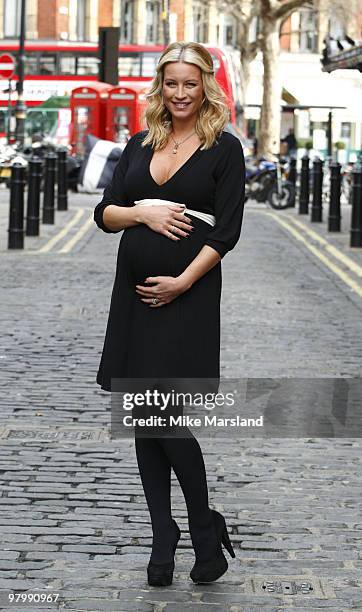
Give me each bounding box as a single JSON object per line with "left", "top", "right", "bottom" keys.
{"left": 140, "top": 42, "right": 230, "bottom": 151}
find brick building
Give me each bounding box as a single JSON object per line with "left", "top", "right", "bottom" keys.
{"left": 1, "top": 0, "right": 361, "bottom": 158}
{"left": 0, "top": 0, "right": 239, "bottom": 46}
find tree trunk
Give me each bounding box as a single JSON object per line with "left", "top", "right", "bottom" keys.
{"left": 240, "top": 53, "right": 251, "bottom": 109}
{"left": 258, "top": 15, "right": 283, "bottom": 160}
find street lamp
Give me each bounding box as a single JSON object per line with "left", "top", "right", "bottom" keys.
{"left": 15, "top": 0, "right": 27, "bottom": 147}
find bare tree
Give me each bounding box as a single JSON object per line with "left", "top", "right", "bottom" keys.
{"left": 233, "top": 0, "right": 261, "bottom": 106}
{"left": 258, "top": 0, "right": 314, "bottom": 159}
{"left": 228, "top": 0, "right": 313, "bottom": 157}
{"left": 220, "top": 0, "right": 357, "bottom": 158}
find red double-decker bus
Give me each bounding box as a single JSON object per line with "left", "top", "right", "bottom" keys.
{"left": 0, "top": 41, "right": 242, "bottom": 141}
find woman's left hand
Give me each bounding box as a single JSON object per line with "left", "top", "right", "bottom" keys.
{"left": 135, "top": 276, "right": 191, "bottom": 307}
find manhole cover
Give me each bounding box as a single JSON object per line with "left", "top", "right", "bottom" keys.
{"left": 0, "top": 427, "right": 107, "bottom": 442}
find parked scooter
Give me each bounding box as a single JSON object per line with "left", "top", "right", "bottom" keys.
{"left": 245, "top": 155, "right": 295, "bottom": 209}
{"left": 0, "top": 135, "right": 81, "bottom": 191}
{"left": 0, "top": 143, "right": 28, "bottom": 187}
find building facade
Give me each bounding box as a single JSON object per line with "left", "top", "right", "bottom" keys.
{"left": 1, "top": 0, "right": 361, "bottom": 158}
{"left": 0, "top": 0, "right": 243, "bottom": 46}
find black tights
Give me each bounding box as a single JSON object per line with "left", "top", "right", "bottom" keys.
{"left": 134, "top": 427, "right": 218, "bottom": 564}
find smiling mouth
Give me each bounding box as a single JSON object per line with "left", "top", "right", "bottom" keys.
{"left": 172, "top": 102, "right": 190, "bottom": 109}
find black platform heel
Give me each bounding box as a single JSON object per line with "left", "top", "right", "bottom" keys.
{"left": 147, "top": 519, "right": 181, "bottom": 587}
{"left": 190, "top": 509, "right": 235, "bottom": 584}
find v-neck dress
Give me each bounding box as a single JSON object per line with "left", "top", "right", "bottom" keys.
{"left": 93, "top": 129, "right": 245, "bottom": 393}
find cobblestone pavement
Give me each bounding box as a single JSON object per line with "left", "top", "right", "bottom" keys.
{"left": 0, "top": 191, "right": 362, "bottom": 611}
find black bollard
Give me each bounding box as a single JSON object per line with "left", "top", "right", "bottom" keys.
{"left": 26, "top": 156, "right": 43, "bottom": 236}
{"left": 57, "top": 147, "right": 68, "bottom": 211}
{"left": 42, "top": 152, "right": 57, "bottom": 224}
{"left": 288, "top": 158, "right": 297, "bottom": 207}
{"left": 350, "top": 162, "right": 362, "bottom": 248}
{"left": 311, "top": 157, "right": 324, "bottom": 222}
{"left": 299, "top": 155, "right": 309, "bottom": 214}
{"left": 8, "top": 163, "right": 26, "bottom": 249}
{"left": 328, "top": 162, "right": 341, "bottom": 232}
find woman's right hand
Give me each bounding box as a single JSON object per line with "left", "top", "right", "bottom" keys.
{"left": 137, "top": 203, "right": 194, "bottom": 241}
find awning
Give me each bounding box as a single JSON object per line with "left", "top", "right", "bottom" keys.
{"left": 282, "top": 74, "right": 361, "bottom": 110}
{"left": 245, "top": 54, "right": 362, "bottom": 119}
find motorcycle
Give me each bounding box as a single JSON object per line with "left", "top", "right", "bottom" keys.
{"left": 244, "top": 156, "right": 295, "bottom": 209}
{"left": 1, "top": 136, "right": 81, "bottom": 191}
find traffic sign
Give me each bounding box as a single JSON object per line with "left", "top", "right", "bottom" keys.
{"left": 0, "top": 53, "right": 16, "bottom": 79}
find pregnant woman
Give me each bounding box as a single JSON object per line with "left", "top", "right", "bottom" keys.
{"left": 94, "top": 41, "right": 245, "bottom": 586}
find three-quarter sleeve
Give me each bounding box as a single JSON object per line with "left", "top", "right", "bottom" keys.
{"left": 204, "top": 136, "right": 245, "bottom": 259}
{"left": 93, "top": 134, "right": 137, "bottom": 233}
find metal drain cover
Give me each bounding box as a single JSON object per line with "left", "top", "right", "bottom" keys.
{"left": 0, "top": 426, "right": 107, "bottom": 442}
{"left": 262, "top": 580, "right": 313, "bottom": 595}
{"left": 249, "top": 576, "right": 335, "bottom": 599}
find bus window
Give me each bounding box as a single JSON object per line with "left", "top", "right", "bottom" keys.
{"left": 76, "top": 56, "right": 99, "bottom": 75}
{"left": 39, "top": 54, "right": 57, "bottom": 75}
{"left": 60, "top": 55, "right": 76, "bottom": 75}
{"left": 141, "top": 52, "right": 161, "bottom": 77}
{"left": 119, "top": 53, "right": 141, "bottom": 77}
{"left": 24, "top": 53, "right": 39, "bottom": 75}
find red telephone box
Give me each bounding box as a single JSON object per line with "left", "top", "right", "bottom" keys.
{"left": 105, "top": 82, "right": 148, "bottom": 143}
{"left": 70, "top": 82, "right": 112, "bottom": 155}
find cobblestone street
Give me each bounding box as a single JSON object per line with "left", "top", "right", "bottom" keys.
{"left": 1, "top": 192, "right": 362, "bottom": 611}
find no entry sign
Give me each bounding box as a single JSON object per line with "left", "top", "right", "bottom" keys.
{"left": 0, "top": 53, "right": 16, "bottom": 79}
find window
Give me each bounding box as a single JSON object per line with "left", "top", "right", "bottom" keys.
{"left": 60, "top": 55, "right": 77, "bottom": 75}
{"left": 24, "top": 53, "right": 39, "bottom": 75}
{"left": 118, "top": 53, "right": 141, "bottom": 76}
{"left": 193, "top": 2, "right": 207, "bottom": 42}
{"left": 225, "top": 14, "right": 237, "bottom": 47}
{"left": 146, "top": 1, "right": 161, "bottom": 43}
{"left": 76, "top": 55, "right": 99, "bottom": 75}
{"left": 118, "top": 52, "right": 162, "bottom": 77}
{"left": 299, "top": 9, "right": 318, "bottom": 52}
{"left": 120, "top": 0, "right": 134, "bottom": 43}
{"left": 3, "top": 0, "right": 21, "bottom": 38}
{"left": 39, "top": 54, "right": 57, "bottom": 75}
{"left": 2, "top": 51, "right": 38, "bottom": 76}
{"left": 141, "top": 52, "right": 161, "bottom": 77}
{"left": 74, "top": 106, "right": 90, "bottom": 157}
{"left": 77, "top": 0, "right": 87, "bottom": 41}
{"left": 341, "top": 123, "right": 351, "bottom": 139}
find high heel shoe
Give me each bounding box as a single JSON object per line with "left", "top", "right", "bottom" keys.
{"left": 147, "top": 519, "right": 181, "bottom": 586}
{"left": 190, "top": 509, "right": 235, "bottom": 584}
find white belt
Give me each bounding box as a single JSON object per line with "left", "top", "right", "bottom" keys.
{"left": 134, "top": 198, "right": 216, "bottom": 228}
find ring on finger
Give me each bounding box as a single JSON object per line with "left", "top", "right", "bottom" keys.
{"left": 152, "top": 297, "right": 159, "bottom": 305}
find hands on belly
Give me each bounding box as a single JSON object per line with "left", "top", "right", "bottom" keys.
{"left": 134, "top": 198, "right": 193, "bottom": 241}
{"left": 132, "top": 199, "right": 195, "bottom": 307}
{"left": 135, "top": 274, "right": 192, "bottom": 308}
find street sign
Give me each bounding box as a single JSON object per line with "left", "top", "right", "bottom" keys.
{"left": 0, "top": 53, "right": 16, "bottom": 79}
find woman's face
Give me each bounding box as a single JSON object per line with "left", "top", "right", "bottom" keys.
{"left": 162, "top": 62, "right": 204, "bottom": 121}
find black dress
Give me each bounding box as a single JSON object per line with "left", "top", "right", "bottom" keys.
{"left": 93, "top": 129, "right": 245, "bottom": 394}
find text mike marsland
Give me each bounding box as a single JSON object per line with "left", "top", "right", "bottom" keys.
{"left": 122, "top": 415, "right": 264, "bottom": 428}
